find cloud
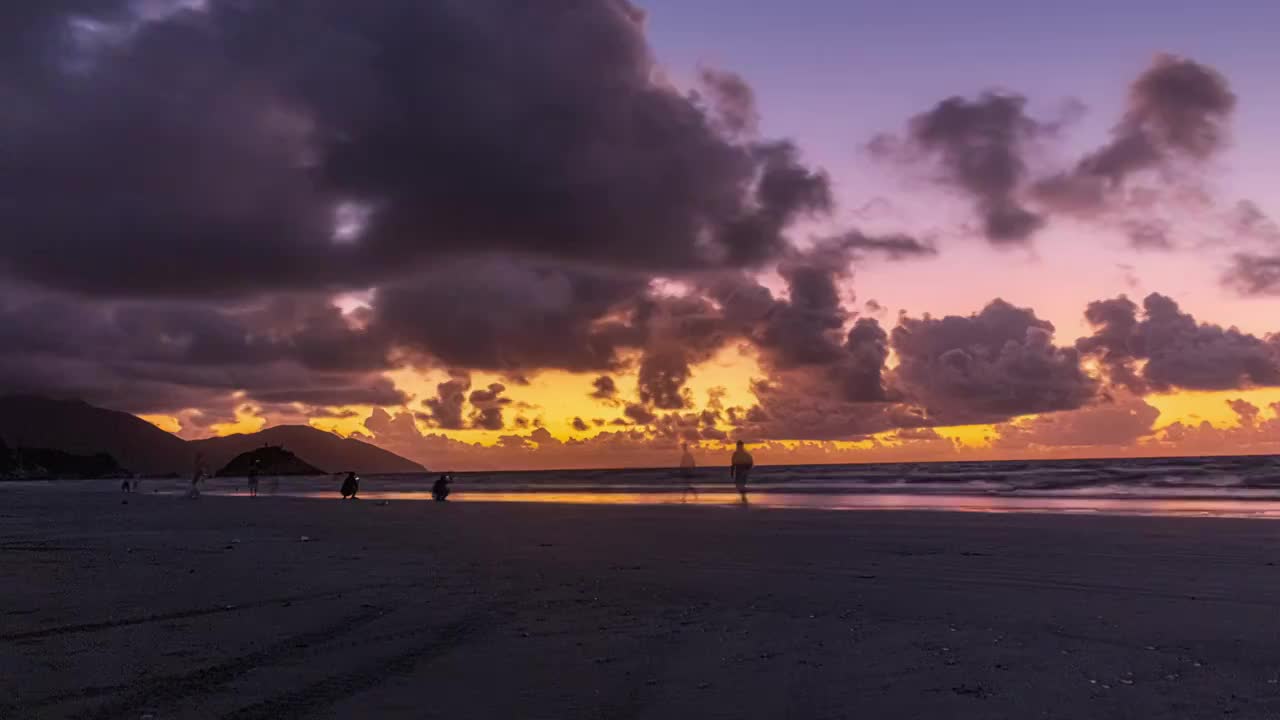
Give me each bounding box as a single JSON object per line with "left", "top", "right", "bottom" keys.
{"left": 1033, "top": 55, "right": 1235, "bottom": 216}
{"left": 1, "top": 1, "right": 839, "bottom": 301}
{"left": 571, "top": 417, "right": 589, "bottom": 433}
{"left": 697, "top": 67, "right": 759, "bottom": 136}
{"left": 992, "top": 395, "right": 1160, "bottom": 449}
{"left": 1124, "top": 219, "right": 1174, "bottom": 251}
{"left": 739, "top": 373, "right": 921, "bottom": 441}
{"left": 468, "top": 382, "right": 511, "bottom": 431}
{"left": 1227, "top": 201, "right": 1280, "bottom": 245}
{"left": 1077, "top": 292, "right": 1280, "bottom": 392}
{"left": 1148, "top": 399, "right": 1280, "bottom": 456}
{"left": 826, "top": 231, "right": 939, "bottom": 261}
{"left": 891, "top": 299, "right": 1098, "bottom": 423}
{"left": 751, "top": 245, "right": 851, "bottom": 369}
{"left": 624, "top": 404, "right": 657, "bottom": 425}
{"left": 637, "top": 347, "right": 693, "bottom": 410}
{"left": 871, "top": 56, "right": 1238, "bottom": 253}
{"left": 0, "top": 289, "right": 404, "bottom": 416}
{"left": 372, "top": 257, "right": 644, "bottom": 372}
{"left": 1223, "top": 254, "right": 1280, "bottom": 296}
{"left": 871, "top": 92, "right": 1049, "bottom": 244}
{"left": 590, "top": 375, "right": 620, "bottom": 401}
{"left": 423, "top": 372, "right": 471, "bottom": 430}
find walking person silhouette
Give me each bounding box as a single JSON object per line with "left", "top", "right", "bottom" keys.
{"left": 730, "top": 441, "right": 754, "bottom": 505}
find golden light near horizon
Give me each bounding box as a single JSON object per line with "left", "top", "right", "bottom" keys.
{"left": 141, "top": 370, "right": 1280, "bottom": 465}
{"left": 1146, "top": 388, "right": 1280, "bottom": 429}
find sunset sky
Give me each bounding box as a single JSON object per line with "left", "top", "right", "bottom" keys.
{"left": 4, "top": 1, "right": 1280, "bottom": 470}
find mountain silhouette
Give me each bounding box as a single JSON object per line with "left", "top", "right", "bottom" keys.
{"left": 189, "top": 425, "right": 425, "bottom": 475}
{"left": 0, "top": 395, "right": 193, "bottom": 476}
{"left": 0, "top": 396, "right": 424, "bottom": 477}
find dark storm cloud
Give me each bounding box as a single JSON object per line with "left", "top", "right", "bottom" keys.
{"left": 754, "top": 252, "right": 849, "bottom": 368}
{"left": 841, "top": 318, "right": 892, "bottom": 402}
{"left": 624, "top": 404, "right": 657, "bottom": 425}
{"left": 1033, "top": 55, "right": 1236, "bottom": 215}
{"left": 1077, "top": 293, "right": 1280, "bottom": 392}
{"left": 423, "top": 372, "right": 472, "bottom": 430}
{"left": 626, "top": 291, "right": 754, "bottom": 410}
{"left": 468, "top": 383, "right": 511, "bottom": 431}
{"left": 741, "top": 373, "right": 918, "bottom": 441}
{"left": 372, "top": 257, "right": 645, "bottom": 372}
{"left": 695, "top": 234, "right": 948, "bottom": 440}
{"left": 872, "top": 92, "right": 1048, "bottom": 244}
{"left": 9, "top": 0, "right": 848, "bottom": 415}
{"left": 637, "top": 347, "right": 693, "bottom": 410}
{"left": 1, "top": 0, "right": 833, "bottom": 299}
{"left": 0, "top": 289, "right": 405, "bottom": 415}
{"left": 891, "top": 300, "right": 1097, "bottom": 423}
{"left": 737, "top": 232, "right": 933, "bottom": 372}
{"left": 590, "top": 376, "right": 620, "bottom": 401}
{"left": 572, "top": 417, "right": 590, "bottom": 433}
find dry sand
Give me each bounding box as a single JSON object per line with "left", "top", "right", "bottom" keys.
{"left": 4, "top": 489, "right": 1280, "bottom": 719}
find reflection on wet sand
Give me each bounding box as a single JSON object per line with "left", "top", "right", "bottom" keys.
{"left": 280, "top": 488, "right": 1280, "bottom": 519}
{"left": 26, "top": 476, "right": 1280, "bottom": 519}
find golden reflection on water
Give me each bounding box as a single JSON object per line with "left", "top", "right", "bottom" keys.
{"left": 264, "top": 489, "right": 1280, "bottom": 519}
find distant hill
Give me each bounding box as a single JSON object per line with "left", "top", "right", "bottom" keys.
{"left": 0, "top": 395, "right": 193, "bottom": 476}
{"left": 190, "top": 425, "right": 425, "bottom": 475}
{"left": 216, "top": 445, "right": 324, "bottom": 477}
{"left": 0, "top": 396, "right": 425, "bottom": 477}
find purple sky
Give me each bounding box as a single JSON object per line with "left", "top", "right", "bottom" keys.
{"left": 640, "top": 0, "right": 1280, "bottom": 334}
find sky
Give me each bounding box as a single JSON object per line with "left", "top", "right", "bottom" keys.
{"left": 4, "top": 0, "right": 1280, "bottom": 470}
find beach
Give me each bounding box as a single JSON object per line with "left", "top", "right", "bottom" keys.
{"left": 5, "top": 490, "right": 1280, "bottom": 718}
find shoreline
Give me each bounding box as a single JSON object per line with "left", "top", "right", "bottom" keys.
{"left": 14, "top": 479, "right": 1280, "bottom": 521}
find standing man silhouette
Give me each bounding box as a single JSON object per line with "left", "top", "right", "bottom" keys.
{"left": 730, "top": 441, "right": 754, "bottom": 504}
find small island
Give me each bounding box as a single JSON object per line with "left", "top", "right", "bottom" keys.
{"left": 216, "top": 445, "right": 325, "bottom": 477}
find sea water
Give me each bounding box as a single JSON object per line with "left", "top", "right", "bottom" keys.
{"left": 22, "top": 455, "right": 1280, "bottom": 519}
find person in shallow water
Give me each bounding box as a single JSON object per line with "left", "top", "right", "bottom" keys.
{"left": 432, "top": 474, "right": 452, "bottom": 502}
{"left": 340, "top": 472, "right": 359, "bottom": 499}
{"left": 188, "top": 454, "right": 206, "bottom": 499}
{"left": 247, "top": 459, "right": 260, "bottom": 498}
{"left": 679, "top": 443, "right": 698, "bottom": 502}
{"left": 730, "top": 440, "right": 754, "bottom": 504}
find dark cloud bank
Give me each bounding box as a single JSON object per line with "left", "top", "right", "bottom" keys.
{"left": 0, "top": 2, "right": 1269, "bottom": 452}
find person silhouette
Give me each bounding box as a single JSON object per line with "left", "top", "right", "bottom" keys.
{"left": 247, "top": 459, "right": 260, "bottom": 497}
{"left": 730, "top": 440, "right": 754, "bottom": 504}
{"left": 189, "top": 454, "right": 206, "bottom": 499}
{"left": 679, "top": 443, "right": 698, "bottom": 502}
{"left": 340, "top": 471, "right": 359, "bottom": 499}
{"left": 432, "top": 474, "right": 452, "bottom": 502}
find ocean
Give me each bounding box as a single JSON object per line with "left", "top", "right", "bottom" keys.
{"left": 21, "top": 454, "right": 1280, "bottom": 519}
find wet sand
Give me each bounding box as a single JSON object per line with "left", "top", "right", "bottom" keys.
{"left": 4, "top": 490, "right": 1280, "bottom": 719}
